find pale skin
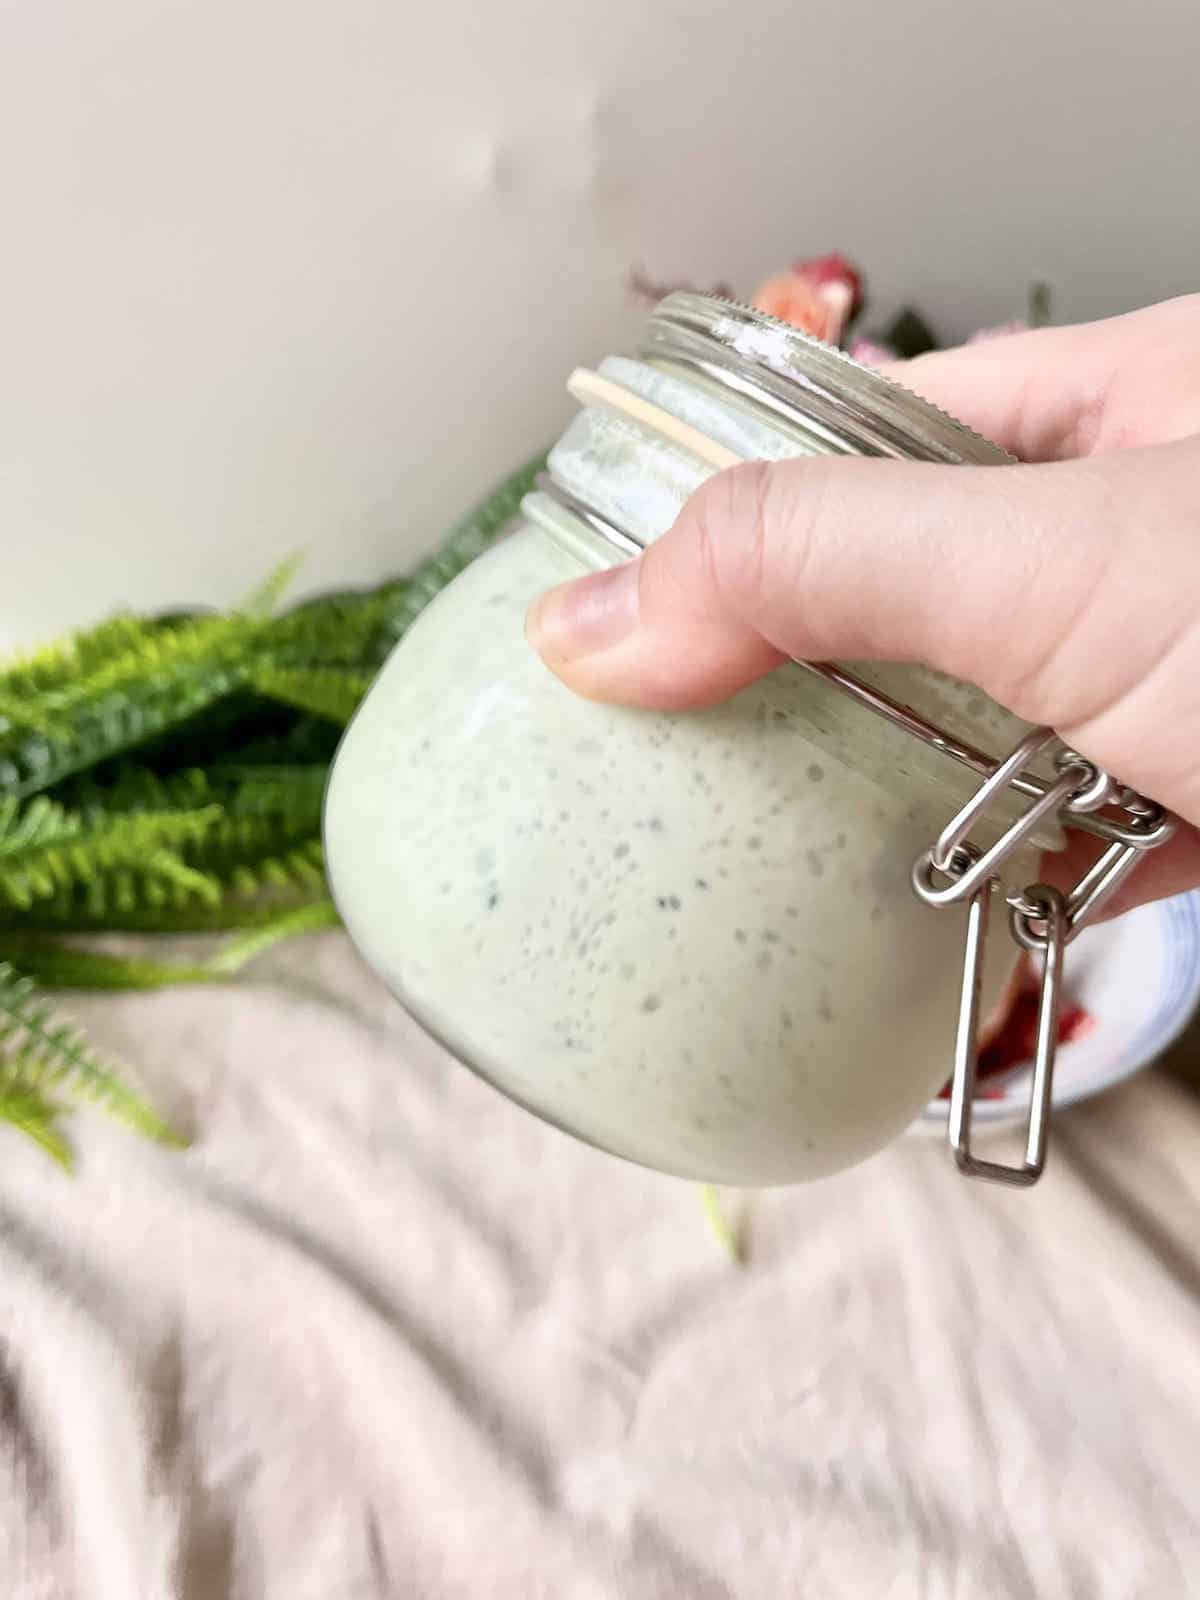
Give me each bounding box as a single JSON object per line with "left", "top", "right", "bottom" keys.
{"left": 528, "top": 295, "right": 1200, "bottom": 919}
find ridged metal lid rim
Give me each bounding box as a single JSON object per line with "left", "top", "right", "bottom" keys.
{"left": 645, "top": 292, "right": 1016, "bottom": 467}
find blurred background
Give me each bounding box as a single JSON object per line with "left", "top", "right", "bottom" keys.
{"left": 3, "top": 0, "right": 1200, "bottom": 646}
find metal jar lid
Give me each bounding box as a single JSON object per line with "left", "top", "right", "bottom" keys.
{"left": 640, "top": 292, "right": 1015, "bottom": 467}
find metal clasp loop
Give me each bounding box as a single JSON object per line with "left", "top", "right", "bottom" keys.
{"left": 949, "top": 882, "right": 1067, "bottom": 1186}
{"left": 910, "top": 725, "right": 1176, "bottom": 1188}
{"left": 912, "top": 728, "right": 1089, "bottom": 909}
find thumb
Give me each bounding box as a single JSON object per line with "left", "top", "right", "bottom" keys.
{"left": 527, "top": 452, "right": 1121, "bottom": 719}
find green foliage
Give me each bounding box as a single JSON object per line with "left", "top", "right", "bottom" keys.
{"left": 245, "top": 664, "right": 372, "bottom": 724}
{"left": 0, "top": 795, "right": 223, "bottom": 913}
{"left": 0, "top": 455, "right": 545, "bottom": 1163}
{"left": 0, "top": 962, "right": 182, "bottom": 1165}
{"left": 265, "top": 452, "right": 546, "bottom": 671}
{"left": 0, "top": 614, "right": 264, "bottom": 801}
{"left": 4, "top": 899, "right": 340, "bottom": 990}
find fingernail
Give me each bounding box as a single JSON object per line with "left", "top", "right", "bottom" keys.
{"left": 526, "top": 560, "right": 641, "bottom": 663}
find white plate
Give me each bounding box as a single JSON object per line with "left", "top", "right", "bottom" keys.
{"left": 914, "top": 889, "right": 1200, "bottom": 1131}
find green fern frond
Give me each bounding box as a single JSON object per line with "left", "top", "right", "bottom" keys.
{"left": 0, "top": 614, "right": 180, "bottom": 700}
{"left": 58, "top": 762, "right": 327, "bottom": 833}
{"left": 0, "top": 803, "right": 223, "bottom": 911}
{"left": 0, "top": 690, "right": 73, "bottom": 740}
{"left": 253, "top": 587, "right": 405, "bottom": 671}
{"left": 0, "top": 457, "right": 551, "bottom": 1164}
{"left": 176, "top": 798, "right": 322, "bottom": 880}
{"left": 200, "top": 766, "right": 328, "bottom": 814}
{"left": 0, "top": 1088, "right": 74, "bottom": 1168}
{"left": 366, "top": 451, "right": 547, "bottom": 655}
{"left": 0, "top": 795, "right": 79, "bottom": 859}
{"left": 223, "top": 838, "right": 326, "bottom": 901}
{"left": 261, "top": 451, "right": 547, "bottom": 672}
{"left": 12, "top": 614, "right": 255, "bottom": 720}
{"left": 243, "top": 553, "right": 305, "bottom": 618}
{"left": 204, "top": 897, "right": 341, "bottom": 973}
{"left": 203, "top": 717, "right": 343, "bottom": 771}
{"left": 0, "top": 963, "right": 180, "bottom": 1147}
{"left": 0, "top": 615, "right": 264, "bottom": 800}
{"left": 1, "top": 899, "right": 340, "bottom": 989}
{"left": 409, "top": 451, "right": 546, "bottom": 593}
{"left": 3, "top": 887, "right": 326, "bottom": 937}
{"left": 1, "top": 836, "right": 325, "bottom": 934}
{"left": 140, "top": 847, "right": 224, "bottom": 906}
{"left": 54, "top": 766, "right": 220, "bottom": 819}
{"left": 245, "top": 664, "right": 370, "bottom": 725}
{"left": 0, "top": 937, "right": 220, "bottom": 991}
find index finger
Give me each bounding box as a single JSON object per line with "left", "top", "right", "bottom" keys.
{"left": 880, "top": 296, "right": 1200, "bottom": 463}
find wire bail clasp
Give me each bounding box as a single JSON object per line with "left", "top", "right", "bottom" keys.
{"left": 911, "top": 725, "right": 1175, "bottom": 1187}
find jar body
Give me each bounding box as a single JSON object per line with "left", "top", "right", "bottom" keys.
{"left": 325, "top": 520, "right": 1027, "bottom": 1184}
{"left": 325, "top": 297, "right": 1058, "bottom": 1186}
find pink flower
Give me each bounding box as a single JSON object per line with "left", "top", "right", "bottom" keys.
{"left": 751, "top": 253, "right": 865, "bottom": 346}
{"left": 752, "top": 273, "right": 843, "bottom": 341}
{"left": 791, "top": 253, "right": 865, "bottom": 318}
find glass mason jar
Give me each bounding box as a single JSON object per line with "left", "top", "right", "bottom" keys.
{"left": 325, "top": 294, "right": 1066, "bottom": 1185}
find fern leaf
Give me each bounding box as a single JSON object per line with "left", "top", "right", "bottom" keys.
{"left": 0, "top": 937, "right": 220, "bottom": 990}
{"left": 57, "top": 763, "right": 327, "bottom": 830}
{"left": 0, "top": 804, "right": 224, "bottom": 911}
{"left": 261, "top": 452, "right": 547, "bottom": 672}
{"left": 2, "top": 897, "right": 340, "bottom": 990}
{"left": 201, "top": 766, "right": 329, "bottom": 813}
{"left": 200, "top": 716, "right": 342, "bottom": 772}
{"left": 1, "top": 836, "right": 327, "bottom": 934}
{"left": 224, "top": 839, "right": 326, "bottom": 899}
{"left": 12, "top": 614, "right": 254, "bottom": 720}
{"left": 0, "top": 1087, "right": 74, "bottom": 1169}
{"left": 0, "top": 615, "right": 261, "bottom": 800}
{"left": 366, "top": 451, "right": 547, "bottom": 654}
{"left": 245, "top": 665, "right": 370, "bottom": 725}
{"left": 0, "top": 690, "right": 73, "bottom": 740}
{"left": 205, "top": 896, "right": 341, "bottom": 973}
{"left": 0, "top": 614, "right": 181, "bottom": 700}
{"left": 0, "top": 795, "right": 79, "bottom": 858}
{"left": 0, "top": 963, "right": 180, "bottom": 1145}
{"left": 243, "top": 553, "right": 305, "bottom": 618}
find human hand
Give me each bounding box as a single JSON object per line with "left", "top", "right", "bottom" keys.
{"left": 527, "top": 296, "right": 1200, "bottom": 915}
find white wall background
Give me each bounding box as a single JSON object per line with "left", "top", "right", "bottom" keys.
{"left": 2, "top": 0, "right": 1198, "bottom": 645}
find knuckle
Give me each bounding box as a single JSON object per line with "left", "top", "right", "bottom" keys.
{"left": 688, "top": 460, "right": 820, "bottom": 623}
